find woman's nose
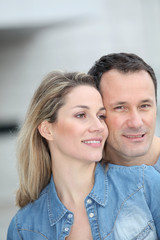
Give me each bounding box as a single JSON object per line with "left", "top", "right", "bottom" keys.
{"left": 88, "top": 117, "right": 107, "bottom": 133}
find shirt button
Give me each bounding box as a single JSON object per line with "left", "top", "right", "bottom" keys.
{"left": 87, "top": 199, "right": 92, "bottom": 204}
{"left": 64, "top": 227, "right": 69, "bottom": 232}
{"left": 89, "top": 212, "right": 94, "bottom": 218}
{"left": 68, "top": 213, "right": 73, "bottom": 219}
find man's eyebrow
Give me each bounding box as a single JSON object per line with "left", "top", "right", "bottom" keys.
{"left": 110, "top": 101, "right": 126, "bottom": 106}
{"left": 141, "top": 99, "right": 154, "bottom": 103}
{"left": 110, "top": 98, "right": 154, "bottom": 107}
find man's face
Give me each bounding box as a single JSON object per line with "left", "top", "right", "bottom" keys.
{"left": 100, "top": 69, "right": 157, "bottom": 165}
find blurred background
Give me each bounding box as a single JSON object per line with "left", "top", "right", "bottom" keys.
{"left": 0, "top": 0, "right": 160, "bottom": 238}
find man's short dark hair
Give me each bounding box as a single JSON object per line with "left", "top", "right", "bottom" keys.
{"left": 88, "top": 53, "right": 157, "bottom": 101}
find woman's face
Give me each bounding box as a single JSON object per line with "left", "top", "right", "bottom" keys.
{"left": 48, "top": 85, "right": 108, "bottom": 164}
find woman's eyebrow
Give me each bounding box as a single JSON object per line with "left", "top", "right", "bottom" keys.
{"left": 72, "top": 105, "right": 89, "bottom": 109}
{"left": 72, "top": 105, "right": 106, "bottom": 111}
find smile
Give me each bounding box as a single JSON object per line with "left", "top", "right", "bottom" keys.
{"left": 125, "top": 134, "right": 145, "bottom": 138}
{"left": 82, "top": 140, "right": 101, "bottom": 144}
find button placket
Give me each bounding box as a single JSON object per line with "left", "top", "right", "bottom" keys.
{"left": 67, "top": 213, "right": 73, "bottom": 219}
{"left": 64, "top": 227, "right": 69, "bottom": 232}
{"left": 87, "top": 198, "right": 92, "bottom": 204}
{"left": 86, "top": 198, "right": 96, "bottom": 219}
{"left": 63, "top": 212, "right": 74, "bottom": 238}
{"left": 85, "top": 198, "right": 101, "bottom": 239}
{"left": 89, "top": 212, "right": 94, "bottom": 218}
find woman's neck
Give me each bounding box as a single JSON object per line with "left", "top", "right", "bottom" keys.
{"left": 51, "top": 160, "right": 96, "bottom": 208}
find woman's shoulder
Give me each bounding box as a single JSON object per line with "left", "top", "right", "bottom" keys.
{"left": 8, "top": 186, "right": 49, "bottom": 229}
{"left": 19, "top": 186, "right": 48, "bottom": 216}
{"left": 7, "top": 187, "right": 50, "bottom": 239}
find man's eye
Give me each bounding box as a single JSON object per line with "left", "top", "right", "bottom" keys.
{"left": 114, "top": 106, "right": 125, "bottom": 110}
{"left": 140, "top": 104, "right": 151, "bottom": 109}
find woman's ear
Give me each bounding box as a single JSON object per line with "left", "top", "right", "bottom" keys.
{"left": 38, "top": 120, "right": 54, "bottom": 141}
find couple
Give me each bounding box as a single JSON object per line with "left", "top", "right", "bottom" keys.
{"left": 7, "top": 53, "right": 160, "bottom": 240}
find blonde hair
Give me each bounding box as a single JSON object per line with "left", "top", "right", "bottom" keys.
{"left": 16, "top": 71, "right": 96, "bottom": 207}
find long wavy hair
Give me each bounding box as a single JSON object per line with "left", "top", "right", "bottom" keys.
{"left": 16, "top": 71, "right": 97, "bottom": 207}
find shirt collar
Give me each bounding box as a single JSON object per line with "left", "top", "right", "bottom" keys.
{"left": 47, "top": 176, "right": 70, "bottom": 226}
{"left": 88, "top": 163, "right": 108, "bottom": 207}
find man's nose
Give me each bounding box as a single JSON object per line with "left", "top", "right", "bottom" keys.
{"left": 126, "top": 109, "right": 143, "bottom": 129}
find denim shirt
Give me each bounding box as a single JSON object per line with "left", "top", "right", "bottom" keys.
{"left": 7, "top": 158, "right": 160, "bottom": 240}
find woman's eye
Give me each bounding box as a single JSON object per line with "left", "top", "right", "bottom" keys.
{"left": 75, "top": 113, "right": 86, "bottom": 118}
{"left": 98, "top": 114, "right": 106, "bottom": 120}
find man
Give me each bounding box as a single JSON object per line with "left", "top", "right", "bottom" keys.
{"left": 88, "top": 53, "right": 160, "bottom": 170}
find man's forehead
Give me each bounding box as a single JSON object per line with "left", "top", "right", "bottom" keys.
{"left": 100, "top": 69, "right": 154, "bottom": 89}
{"left": 100, "top": 70, "right": 156, "bottom": 105}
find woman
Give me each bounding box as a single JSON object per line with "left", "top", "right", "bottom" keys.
{"left": 7, "top": 71, "right": 108, "bottom": 239}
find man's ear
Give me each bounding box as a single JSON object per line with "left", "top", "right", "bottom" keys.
{"left": 38, "top": 120, "right": 53, "bottom": 141}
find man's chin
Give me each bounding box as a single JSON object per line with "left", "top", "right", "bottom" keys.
{"left": 123, "top": 149, "right": 149, "bottom": 159}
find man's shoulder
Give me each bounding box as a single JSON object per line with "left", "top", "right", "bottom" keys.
{"left": 143, "top": 162, "right": 160, "bottom": 189}
{"left": 153, "top": 156, "right": 160, "bottom": 173}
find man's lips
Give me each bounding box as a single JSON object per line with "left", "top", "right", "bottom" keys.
{"left": 122, "top": 133, "right": 146, "bottom": 141}
{"left": 124, "top": 134, "right": 145, "bottom": 138}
